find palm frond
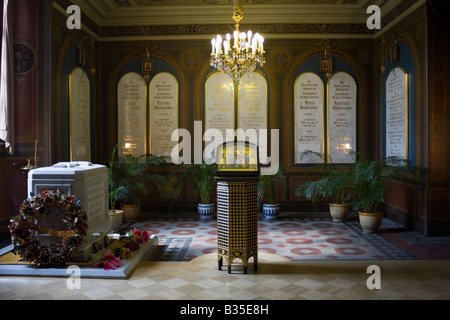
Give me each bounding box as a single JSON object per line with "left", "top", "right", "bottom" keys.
{"left": 108, "top": 144, "right": 168, "bottom": 204}
{"left": 181, "top": 163, "right": 216, "bottom": 204}
{"left": 257, "top": 167, "right": 284, "bottom": 206}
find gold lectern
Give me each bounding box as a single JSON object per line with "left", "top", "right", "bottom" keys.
{"left": 215, "top": 141, "right": 260, "bottom": 274}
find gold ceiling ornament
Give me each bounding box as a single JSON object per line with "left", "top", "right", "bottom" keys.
{"left": 210, "top": 0, "right": 265, "bottom": 83}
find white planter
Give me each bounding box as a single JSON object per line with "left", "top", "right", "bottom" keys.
{"left": 263, "top": 203, "right": 280, "bottom": 220}
{"left": 359, "top": 211, "right": 384, "bottom": 233}
{"left": 329, "top": 203, "right": 350, "bottom": 222}
{"left": 109, "top": 210, "right": 123, "bottom": 231}
{"left": 198, "top": 203, "right": 215, "bottom": 220}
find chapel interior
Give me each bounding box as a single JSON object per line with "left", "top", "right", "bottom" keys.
{"left": 1, "top": 0, "right": 450, "bottom": 301}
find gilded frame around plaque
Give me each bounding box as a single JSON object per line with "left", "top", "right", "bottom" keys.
{"left": 149, "top": 72, "right": 179, "bottom": 159}
{"left": 69, "top": 67, "right": 91, "bottom": 162}
{"left": 327, "top": 72, "right": 357, "bottom": 164}
{"left": 117, "top": 72, "right": 148, "bottom": 158}
{"left": 294, "top": 72, "right": 325, "bottom": 164}
{"left": 385, "top": 66, "right": 408, "bottom": 160}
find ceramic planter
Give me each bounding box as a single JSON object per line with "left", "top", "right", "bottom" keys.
{"left": 121, "top": 203, "right": 141, "bottom": 222}
{"left": 358, "top": 211, "right": 384, "bottom": 233}
{"left": 263, "top": 203, "right": 280, "bottom": 220}
{"left": 108, "top": 209, "right": 124, "bottom": 231}
{"left": 329, "top": 203, "right": 350, "bottom": 222}
{"left": 198, "top": 203, "right": 215, "bottom": 220}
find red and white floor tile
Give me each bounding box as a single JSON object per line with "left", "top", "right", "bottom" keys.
{"left": 132, "top": 214, "right": 450, "bottom": 262}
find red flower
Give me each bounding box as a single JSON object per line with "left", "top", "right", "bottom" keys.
{"left": 103, "top": 259, "right": 121, "bottom": 271}
{"left": 132, "top": 228, "right": 150, "bottom": 243}
{"left": 141, "top": 230, "right": 150, "bottom": 242}
{"left": 102, "top": 249, "right": 116, "bottom": 261}
{"left": 133, "top": 228, "right": 143, "bottom": 236}
{"left": 93, "top": 249, "right": 123, "bottom": 271}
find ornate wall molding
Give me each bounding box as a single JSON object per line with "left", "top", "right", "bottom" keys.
{"left": 100, "top": 23, "right": 373, "bottom": 38}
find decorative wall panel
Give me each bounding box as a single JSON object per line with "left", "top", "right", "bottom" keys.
{"left": 117, "top": 72, "right": 147, "bottom": 158}
{"left": 294, "top": 72, "right": 325, "bottom": 164}
{"left": 149, "top": 72, "right": 179, "bottom": 158}
{"left": 238, "top": 72, "right": 268, "bottom": 163}
{"left": 69, "top": 67, "right": 91, "bottom": 161}
{"left": 327, "top": 72, "right": 357, "bottom": 163}
{"left": 386, "top": 67, "right": 408, "bottom": 160}
{"left": 205, "top": 72, "right": 235, "bottom": 160}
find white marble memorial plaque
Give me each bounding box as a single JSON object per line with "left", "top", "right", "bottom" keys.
{"left": 150, "top": 72, "right": 179, "bottom": 159}
{"left": 205, "top": 72, "right": 235, "bottom": 157}
{"left": 294, "top": 72, "right": 325, "bottom": 164}
{"left": 118, "top": 72, "right": 147, "bottom": 158}
{"left": 386, "top": 67, "right": 408, "bottom": 159}
{"left": 328, "top": 72, "right": 357, "bottom": 163}
{"left": 69, "top": 68, "right": 91, "bottom": 162}
{"left": 238, "top": 72, "right": 268, "bottom": 163}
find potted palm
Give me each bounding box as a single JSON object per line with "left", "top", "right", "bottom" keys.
{"left": 108, "top": 186, "right": 124, "bottom": 231}
{"left": 351, "top": 153, "right": 425, "bottom": 233}
{"left": 182, "top": 162, "right": 216, "bottom": 220}
{"left": 295, "top": 151, "right": 355, "bottom": 222}
{"left": 257, "top": 167, "right": 284, "bottom": 220}
{"left": 108, "top": 145, "right": 167, "bottom": 222}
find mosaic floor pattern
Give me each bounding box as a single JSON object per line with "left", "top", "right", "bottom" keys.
{"left": 2, "top": 214, "right": 450, "bottom": 301}
{"left": 130, "top": 214, "right": 448, "bottom": 262}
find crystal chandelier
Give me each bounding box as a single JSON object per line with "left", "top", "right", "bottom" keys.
{"left": 210, "top": 0, "right": 265, "bottom": 83}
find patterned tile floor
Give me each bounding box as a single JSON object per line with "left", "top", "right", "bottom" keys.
{"left": 1, "top": 212, "right": 450, "bottom": 302}
{"left": 133, "top": 213, "right": 450, "bottom": 262}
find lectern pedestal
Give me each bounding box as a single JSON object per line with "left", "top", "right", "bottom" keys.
{"left": 215, "top": 141, "right": 260, "bottom": 274}
{"left": 217, "top": 180, "right": 258, "bottom": 274}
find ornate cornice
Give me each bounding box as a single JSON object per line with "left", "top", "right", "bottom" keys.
{"left": 101, "top": 23, "right": 374, "bottom": 38}
{"left": 54, "top": 0, "right": 422, "bottom": 39}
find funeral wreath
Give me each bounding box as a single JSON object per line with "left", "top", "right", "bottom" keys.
{"left": 8, "top": 190, "right": 88, "bottom": 267}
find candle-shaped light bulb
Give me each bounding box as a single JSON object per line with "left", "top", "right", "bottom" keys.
{"left": 247, "top": 31, "right": 252, "bottom": 48}
{"left": 253, "top": 33, "right": 260, "bottom": 52}
{"left": 216, "top": 35, "right": 222, "bottom": 54}
{"left": 211, "top": 38, "right": 216, "bottom": 55}
{"left": 224, "top": 40, "right": 230, "bottom": 54}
